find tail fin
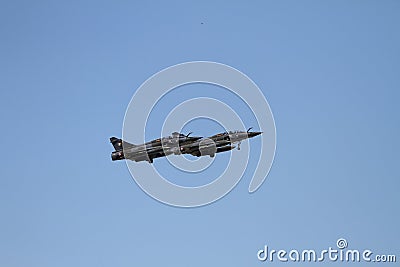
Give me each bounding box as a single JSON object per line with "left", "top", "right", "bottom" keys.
{"left": 110, "top": 137, "right": 136, "bottom": 151}
{"left": 110, "top": 137, "right": 123, "bottom": 151}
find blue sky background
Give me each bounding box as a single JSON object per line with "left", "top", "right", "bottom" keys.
{"left": 1, "top": 1, "right": 399, "bottom": 266}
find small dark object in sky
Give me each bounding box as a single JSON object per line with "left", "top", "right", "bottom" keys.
{"left": 110, "top": 129, "right": 262, "bottom": 163}
{"left": 201, "top": 22, "right": 204, "bottom": 24}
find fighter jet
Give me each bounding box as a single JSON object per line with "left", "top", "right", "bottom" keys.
{"left": 110, "top": 132, "right": 202, "bottom": 163}
{"left": 178, "top": 128, "right": 262, "bottom": 158}
{"left": 110, "top": 128, "right": 261, "bottom": 163}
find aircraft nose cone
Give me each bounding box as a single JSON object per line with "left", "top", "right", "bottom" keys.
{"left": 247, "top": 131, "right": 262, "bottom": 138}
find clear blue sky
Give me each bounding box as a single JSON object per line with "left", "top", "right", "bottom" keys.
{"left": 1, "top": 1, "right": 399, "bottom": 266}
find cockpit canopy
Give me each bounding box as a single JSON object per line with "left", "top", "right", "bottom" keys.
{"left": 171, "top": 132, "right": 187, "bottom": 138}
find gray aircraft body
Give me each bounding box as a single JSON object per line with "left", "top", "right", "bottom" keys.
{"left": 110, "top": 128, "right": 262, "bottom": 163}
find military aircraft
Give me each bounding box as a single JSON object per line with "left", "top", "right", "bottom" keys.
{"left": 179, "top": 128, "right": 262, "bottom": 158}
{"left": 110, "top": 132, "right": 202, "bottom": 163}
{"left": 110, "top": 128, "right": 262, "bottom": 163}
